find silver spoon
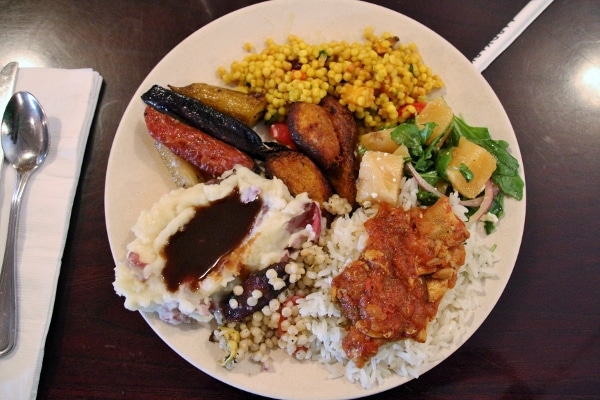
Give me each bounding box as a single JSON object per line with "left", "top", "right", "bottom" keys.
{"left": 0, "top": 91, "right": 49, "bottom": 357}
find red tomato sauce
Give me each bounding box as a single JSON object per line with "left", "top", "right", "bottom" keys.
{"left": 331, "top": 197, "right": 469, "bottom": 367}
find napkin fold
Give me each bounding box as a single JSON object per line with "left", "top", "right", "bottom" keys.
{"left": 0, "top": 67, "right": 102, "bottom": 400}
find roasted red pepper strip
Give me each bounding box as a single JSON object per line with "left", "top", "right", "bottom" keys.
{"left": 414, "top": 102, "right": 427, "bottom": 114}
{"left": 144, "top": 106, "right": 255, "bottom": 178}
{"left": 269, "top": 122, "right": 297, "bottom": 150}
{"left": 399, "top": 101, "right": 427, "bottom": 115}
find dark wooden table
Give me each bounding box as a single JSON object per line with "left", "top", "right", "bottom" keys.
{"left": 1, "top": 0, "right": 598, "bottom": 399}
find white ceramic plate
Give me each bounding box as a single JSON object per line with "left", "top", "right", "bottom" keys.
{"left": 105, "top": 0, "right": 526, "bottom": 398}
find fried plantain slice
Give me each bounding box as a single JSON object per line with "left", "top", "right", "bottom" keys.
{"left": 320, "top": 95, "right": 359, "bottom": 204}
{"left": 265, "top": 151, "right": 333, "bottom": 205}
{"left": 287, "top": 102, "right": 341, "bottom": 170}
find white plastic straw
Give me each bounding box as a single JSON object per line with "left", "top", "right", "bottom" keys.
{"left": 472, "top": 0, "right": 554, "bottom": 72}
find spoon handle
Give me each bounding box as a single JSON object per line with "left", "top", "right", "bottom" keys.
{"left": 0, "top": 170, "right": 32, "bottom": 356}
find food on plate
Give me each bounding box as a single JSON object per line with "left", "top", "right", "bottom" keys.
{"left": 264, "top": 150, "right": 333, "bottom": 205}
{"left": 443, "top": 137, "right": 497, "bottom": 199}
{"left": 215, "top": 261, "right": 289, "bottom": 323}
{"left": 168, "top": 82, "right": 267, "bottom": 126}
{"left": 415, "top": 96, "right": 453, "bottom": 146}
{"left": 114, "top": 27, "right": 525, "bottom": 390}
{"left": 268, "top": 122, "right": 297, "bottom": 150}
{"left": 331, "top": 197, "right": 469, "bottom": 367}
{"left": 357, "top": 98, "right": 523, "bottom": 232}
{"left": 359, "top": 128, "right": 403, "bottom": 153}
{"left": 150, "top": 82, "right": 269, "bottom": 186}
{"left": 144, "top": 106, "right": 255, "bottom": 178}
{"left": 451, "top": 115, "right": 523, "bottom": 202}
{"left": 287, "top": 101, "right": 341, "bottom": 170}
{"left": 356, "top": 151, "right": 405, "bottom": 205}
{"left": 320, "top": 94, "right": 359, "bottom": 204}
{"left": 154, "top": 141, "right": 204, "bottom": 188}
{"left": 268, "top": 94, "right": 359, "bottom": 204}
{"left": 142, "top": 85, "right": 282, "bottom": 160}
{"left": 113, "top": 166, "right": 321, "bottom": 324}
{"left": 218, "top": 27, "right": 444, "bottom": 130}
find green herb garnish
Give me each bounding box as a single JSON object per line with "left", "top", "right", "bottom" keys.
{"left": 458, "top": 163, "right": 474, "bottom": 182}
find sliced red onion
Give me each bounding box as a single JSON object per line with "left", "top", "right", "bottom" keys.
{"left": 460, "top": 182, "right": 500, "bottom": 207}
{"left": 406, "top": 163, "right": 445, "bottom": 198}
{"left": 469, "top": 179, "right": 495, "bottom": 224}
{"left": 459, "top": 197, "right": 484, "bottom": 207}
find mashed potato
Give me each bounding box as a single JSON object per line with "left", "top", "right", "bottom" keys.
{"left": 113, "top": 166, "right": 322, "bottom": 324}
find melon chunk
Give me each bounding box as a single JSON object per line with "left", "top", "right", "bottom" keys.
{"left": 356, "top": 151, "right": 404, "bottom": 205}
{"left": 446, "top": 137, "right": 497, "bottom": 198}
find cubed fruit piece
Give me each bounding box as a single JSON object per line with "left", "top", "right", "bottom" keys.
{"left": 356, "top": 151, "right": 404, "bottom": 205}
{"left": 359, "top": 128, "right": 398, "bottom": 153}
{"left": 415, "top": 97, "right": 453, "bottom": 146}
{"left": 446, "top": 137, "right": 497, "bottom": 198}
{"left": 393, "top": 144, "right": 410, "bottom": 158}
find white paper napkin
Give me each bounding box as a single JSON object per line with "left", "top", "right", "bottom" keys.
{"left": 0, "top": 67, "right": 102, "bottom": 400}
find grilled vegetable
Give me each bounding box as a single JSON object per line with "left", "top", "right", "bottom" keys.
{"left": 168, "top": 83, "right": 267, "bottom": 126}
{"left": 265, "top": 150, "right": 333, "bottom": 205}
{"left": 269, "top": 122, "right": 296, "bottom": 149}
{"left": 144, "top": 106, "right": 255, "bottom": 178}
{"left": 219, "top": 262, "right": 288, "bottom": 323}
{"left": 142, "top": 85, "right": 282, "bottom": 159}
{"left": 287, "top": 101, "right": 341, "bottom": 170}
{"left": 155, "top": 142, "right": 204, "bottom": 188}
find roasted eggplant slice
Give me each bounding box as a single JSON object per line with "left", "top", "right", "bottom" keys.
{"left": 142, "top": 85, "right": 281, "bottom": 159}
{"left": 219, "top": 262, "right": 289, "bottom": 323}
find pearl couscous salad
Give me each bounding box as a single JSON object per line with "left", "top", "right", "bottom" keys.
{"left": 218, "top": 27, "right": 444, "bottom": 130}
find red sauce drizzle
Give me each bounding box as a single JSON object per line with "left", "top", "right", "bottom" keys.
{"left": 161, "top": 190, "right": 262, "bottom": 292}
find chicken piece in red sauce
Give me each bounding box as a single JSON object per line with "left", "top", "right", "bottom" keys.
{"left": 331, "top": 196, "right": 469, "bottom": 367}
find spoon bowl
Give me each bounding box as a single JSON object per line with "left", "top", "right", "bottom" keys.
{"left": 2, "top": 91, "right": 49, "bottom": 172}
{"left": 0, "top": 91, "right": 49, "bottom": 356}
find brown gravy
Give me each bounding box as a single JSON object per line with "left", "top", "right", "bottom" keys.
{"left": 162, "top": 191, "right": 262, "bottom": 292}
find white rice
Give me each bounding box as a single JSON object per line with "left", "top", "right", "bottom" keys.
{"left": 289, "top": 178, "right": 499, "bottom": 389}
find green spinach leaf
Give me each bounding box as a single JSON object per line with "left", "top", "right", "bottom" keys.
{"left": 452, "top": 115, "right": 524, "bottom": 200}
